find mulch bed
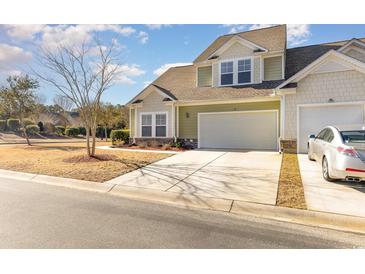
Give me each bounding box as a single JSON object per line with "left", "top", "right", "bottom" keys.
{"left": 112, "top": 145, "right": 186, "bottom": 152}
{"left": 63, "top": 154, "right": 118, "bottom": 163}
{"left": 276, "top": 153, "right": 307, "bottom": 210}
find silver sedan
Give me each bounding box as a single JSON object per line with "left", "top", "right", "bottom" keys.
{"left": 307, "top": 125, "right": 365, "bottom": 182}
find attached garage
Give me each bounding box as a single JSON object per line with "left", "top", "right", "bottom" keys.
{"left": 198, "top": 110, "right": 279, "bottom": 150}
{"left": 297, "top": 102, "right": 365, "bottom": 153}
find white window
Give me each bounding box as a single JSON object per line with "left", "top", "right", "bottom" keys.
{"left": 140, "top": 112, "right": 168, "bottom": 137}
{"left": 141, "top": 114, "right": 152, "bottom": 137}
{"left": 155, "top": 113, "right": 167, "bottom": 137}
{"left": 220, "top": 61, "right": 234, "bottom": 85}
{"left": 237, "top": 59, "right": 251, "bottom": 84}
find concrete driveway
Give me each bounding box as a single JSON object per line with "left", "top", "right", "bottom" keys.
{"left": 298, "top": 154, "right": 365, "bottom": 218}
{"left": 107, "top": 150, "right": 282, "bottom": 205}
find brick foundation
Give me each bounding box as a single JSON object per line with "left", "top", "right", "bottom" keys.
{"left": 280, "top": 139, "right": 297, "bottom": 154}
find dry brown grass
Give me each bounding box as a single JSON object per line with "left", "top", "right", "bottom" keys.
{"left": 276, "top": 153, "right": 307, "bottom": 209}
{"left": 0, "top": 142, "right": 171, "bottom": 182}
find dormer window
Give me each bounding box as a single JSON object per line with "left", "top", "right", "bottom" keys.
{"left": 220, "top": 61, "right": 234, "bottom": 85}
{"left": 237, "top": 59, "right": 251, "bottom": 84}
{"left": 219, "top": 58, "right": 252, "bottom": 86}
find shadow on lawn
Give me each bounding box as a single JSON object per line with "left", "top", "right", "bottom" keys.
{"left": 25, "top": 145, "right": 84, "bottom": 152}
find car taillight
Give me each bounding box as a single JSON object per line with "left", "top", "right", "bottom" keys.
{"left": 337, "top": 146, "right": 359, "bottom": 158}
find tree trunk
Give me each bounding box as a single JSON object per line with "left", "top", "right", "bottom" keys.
{"left": 104, "top": 127, "right": 108, "bottom": 142}
{"left": 86, "top": 126, "right": 91, "bottom": 157}
{"left": 91, "top": 127, "right": 96, "bottom": 156}
{"left": 23, "top": 127, "right": 31, "bottom": 146}
{"left": 20, "top": 117, "right": 31, "bottom": 146}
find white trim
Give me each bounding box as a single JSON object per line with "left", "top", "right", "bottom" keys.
{"left": 172, "top": 103, "right": 176, "bottom": 141}
{"left": 338, "top": 38, "right": 365, "bottom": 53}
{"left": 127, "top": 85, "right": 175, "bottom": 106}
{"left": 280, "top": 96, "right": 285, "bottom": 139}
{"left": 259, "top": 56, "right": 263, "bottom": 83}
{"left": 343, "top": 45, "right": 365, "bottom": 55}
{"left": 277, "top": 50, "right": 365, "bottom": 89}
{"left": 197, "top": 109, "right": 279, "bottom": 151}
{"left": 129, "top": 107, "right": 132, "bottom": 138}
{"left": 296, "top": 101, "right": 365, "bottom": 153}
{"left": 139, "top": 111, "right": 169, "bottom": 138}
{"left": 177, "top": 96, "right": 279, "bottom": 106}
{"left": 177, "top": 105, "right": 180, "bottom": 138}
{"left": 134, "top": 108, "right": 137, "bottom": 142}
{"left": 206, "top": 36, "right": 268, "bottom": 61}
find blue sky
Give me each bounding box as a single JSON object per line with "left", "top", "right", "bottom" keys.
{"left": 0, "top": 24, "right": 365, "bottom": 105}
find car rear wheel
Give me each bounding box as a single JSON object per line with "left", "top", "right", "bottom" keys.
{"left": 322, "top": 156, "right": 335, "bottom": 182}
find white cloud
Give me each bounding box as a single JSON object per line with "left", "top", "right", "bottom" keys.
{"left": 286, "top": 24, "right": 311, "bottom": 46}
{"left": 0, "top": 43, "right": 32, "bottom": 75}
{"left": 137, "top": 31, "right": 149, "bottom": 44}
{"left": 115, "top": 64, "right": 145, "bottom": 84}
{"left": 223, "top": 24, "right": 311, "bottom": 46}
{"left": 143, "top": 81, "right": 152, "bottom": 88}
{"left": 3, "top": 24, "right": 46, "bottom": 40}
{"left": 1, "top": 24, "right": 137, "bottom": 50}
{"left": 145, "top": 24, "right": 171, "bottom": 30}
{"left": 153, "top": 62, "right": 192, "bottom": 76}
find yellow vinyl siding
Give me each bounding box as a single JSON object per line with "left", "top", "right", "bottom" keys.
{"left": 264, "top": 56, "right": 283, "bottom": 81}
{"left": 178, "top": 101, "right": 280, "bottom": 139}
{"left": 130, "top": 108, "right": 135, "bottom": 137}
{"left": 197, "top": 66, "right": 212, "bottom": 87}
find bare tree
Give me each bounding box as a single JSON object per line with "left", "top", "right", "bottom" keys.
{"left": 53, "top": 95, "right": 74, "bottom": 112}
{"left": 34, "top": 41, "right": 120, "bottom": 156}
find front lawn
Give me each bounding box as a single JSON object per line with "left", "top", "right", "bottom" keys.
{"left": 0, "top": 142, "right": 171, "bottom": 182}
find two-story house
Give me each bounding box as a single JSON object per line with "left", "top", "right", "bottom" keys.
{"left": 127, "top": 25, "right": 365, "bottom": 153}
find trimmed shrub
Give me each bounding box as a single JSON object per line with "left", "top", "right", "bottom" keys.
{"left": 38, "top": 121, "right": 44, "bottom": 132}
{"left": 44, "top": 122, "right": 56, "bottom": 134}
{"left": 0, "top": 120, "right": 6, "bottom": 131}
{"left": 110, "top": 129, "right": 130, "bottom": 145}
{"left": 55, "top": 125, "right": 65, "bottom": 135}
{"left": 78, "top": 127, "right": 86, "bottom": 136}
{"left": 65, "top": 127, "right": 80, "bottom": 137}
{"left": 25, "top": 124, "right": 40, "bottom": 135}
{"left": 7, "top": 119, "right": 20, "bottom": 131}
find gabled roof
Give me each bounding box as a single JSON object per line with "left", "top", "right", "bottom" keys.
{"left": 278, "top": 50, "right": 365, "bottom": 89}
{"left": 338, "top": 38, "right": 365, "bottom": 52}
{"left": 141, "top": 65, "right": 281, "bottom": 103}
{"left": 194, "top": 25, "right": 286, "bottom": 63}
{"left": 285, "top": 38, "right": 365, "bottom": 80}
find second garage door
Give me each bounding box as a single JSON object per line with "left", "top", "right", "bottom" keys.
{"left": 198, "top": 110, "right": 278, "bottom": 150}
{"left": 298, "top": 103, "right": 365, "bottom": 153}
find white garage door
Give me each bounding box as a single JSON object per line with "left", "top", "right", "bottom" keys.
{"left": 298, "top": 103, "right": 365, "bottom": 153}
{"left": 198, "top": 110, "right": 278, "bottom": 150}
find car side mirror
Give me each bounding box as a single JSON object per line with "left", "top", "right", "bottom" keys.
{"left": 308, "top": 134, "right": 316, "bottom": 139}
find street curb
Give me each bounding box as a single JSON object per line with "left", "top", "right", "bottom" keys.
{"left": 108, "top": 184, "right": 233, "bottom": 212}
{"left": 1, "top": 169, "right": 365, "bottom": 235}
{"left": 231, "top": 201, "right": 365, "bottom": 235}
{"left": 0, "top": 169, "right": 114, "bottom": 193}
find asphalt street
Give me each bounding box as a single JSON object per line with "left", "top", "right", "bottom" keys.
{"left": 0, "top": 177, "right": 364, "bottom": 248}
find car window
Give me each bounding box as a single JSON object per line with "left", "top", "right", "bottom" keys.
{"left": 316, "top": 129, "right": 327, "bottom": 140}
{"left": 323, "top": 129, "right": 334, "bottom": 143}
{"left": 341, "top": 130, "right": 365, "bottom": 143}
